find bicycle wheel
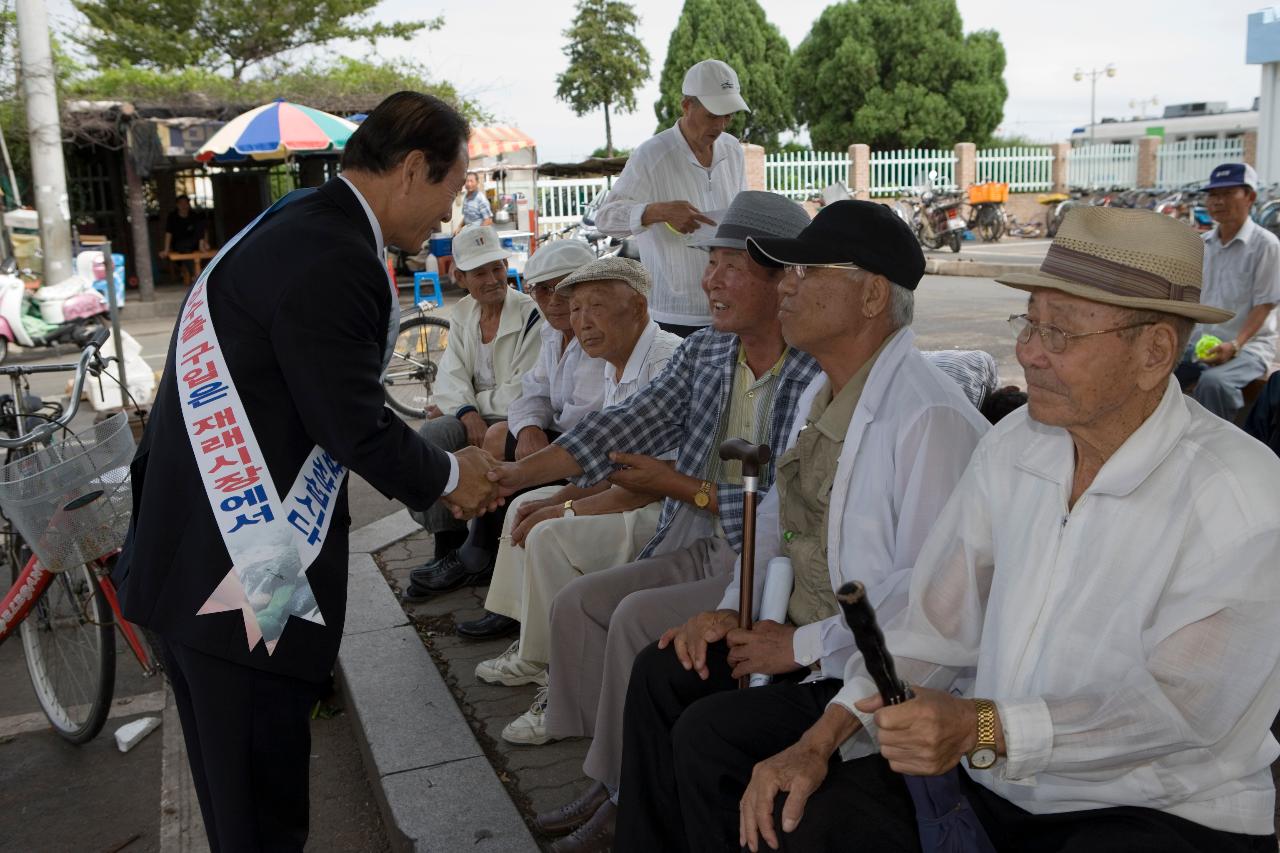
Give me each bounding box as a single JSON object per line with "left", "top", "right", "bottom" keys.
{"left": 12, "top": 535, "right": 115, "bottom": 744}
{"left": 384, "top": 314, "right": 450, "bottom": 420}
{"left": 976, "top": 205, "right": 1003, "bottom": 242}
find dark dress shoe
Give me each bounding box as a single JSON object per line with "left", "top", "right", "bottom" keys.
{"left": 548, "top": 799, "right": 615, "bottom": 852}
{"left": 534, "top": 781, "right": 610, "bottom": 836}
{"left": 456, "top": 611, "right": 519, "bottom": 640}
{"left": 408, "top": 556, "right": 448, "bottom": 588}
{"left": 419, "top": 551, "right": 496, "bottom": 592}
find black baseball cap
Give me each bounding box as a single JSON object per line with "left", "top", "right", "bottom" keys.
{"left": 746, "top": 200, "right": 926, "bottom": 291}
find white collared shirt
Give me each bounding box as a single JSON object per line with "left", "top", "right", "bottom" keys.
{"left": 835, "top": 378, "right": 1280, "bottom": 835}
{"left": 594, "top": 126, "right": 745, "bottom": 326}
{"left": 507, "top": 323, "right": 608, "bottom": 437}
{"left": 603, "top": 320, "right": 682, "bottom": 407}
{"left": 1199, "top": 217, "right": 1280, "bottom": 364}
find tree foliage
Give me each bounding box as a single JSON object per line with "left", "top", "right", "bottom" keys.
{"left": 72, "top": 0, "right": 440, "bottom": 81}
{"left": 556, "top": 0, "right": 650, "bottom": 158}
{"left": 655, "top": 0, "right": 792, "bottom": 148}
{"left": 790, "top": 0, "right": 1007, "bottom": 150}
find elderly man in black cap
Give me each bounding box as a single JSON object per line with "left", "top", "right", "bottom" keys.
{"left": 611, "top": 200, "right": 991, "bottom": 853}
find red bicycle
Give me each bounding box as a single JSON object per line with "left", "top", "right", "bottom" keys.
{"left": 0, "top": 330, "right": 160, "bottom": 744}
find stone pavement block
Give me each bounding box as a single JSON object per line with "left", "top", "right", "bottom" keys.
{"left": 350, "top": 509, "right": 423, "bottom": 554}
{"left": 339, "top": 625, "right": 480, "bottom": 776}
{"left": 346, "top": 553, "right": 410, "bottom": 636}
{"left": 382, "top": 757, "right": 538, "bottom": 853}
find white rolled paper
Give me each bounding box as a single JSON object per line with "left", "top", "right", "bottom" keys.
{"left": 749, "top": 556, "right": 794, "bottom": 688}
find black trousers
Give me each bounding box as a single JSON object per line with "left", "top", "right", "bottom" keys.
{"left": 614, "top": 638, "right": 835, "bottom": 852}
{"left": 160, "top": 636, "right": 324, "bottom": 853}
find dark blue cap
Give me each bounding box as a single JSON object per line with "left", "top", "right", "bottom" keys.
{"left": 1204, "top": 162, "right": 1258, "bottom": 191}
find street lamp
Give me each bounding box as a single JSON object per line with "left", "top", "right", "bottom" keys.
{"left": 1074, "top": 63, "right": 1117, "bottom": 143}
{"left": 1130, "top": 96, "right": 1159, "bottom": 120}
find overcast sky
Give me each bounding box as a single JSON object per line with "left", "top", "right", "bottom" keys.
{"left": 48, "top": 0, "right": 1265, "bottom": 160}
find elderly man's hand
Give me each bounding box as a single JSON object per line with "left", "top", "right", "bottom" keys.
{"left": 855, "top": 686, "right": 979, "bottom": 776}
{"left": 1202, "top": 341, "right": 1239, "bottom": 366}
{"left": 739, "top": 741, "right": 831, "bottom": 852}
{"left": 726, "top": 620, "right": 802, "bottom": 679}
{"left": 657, "top": 609, "right": 738, "bottom": 680}
{"left": 510, "top": 502, "right": 569, "bottom": 546}
{"left": 647, "top": 201, "right": 717, "bottom": 234}
{"left": 424, "top": 404, "right": 444, "bottom": 420}
{"left": 443, "top": 446, "right": 502, "bottom": 519}
{"left": 460, "top": 410, "right": 488, "bottom": 448}
{"left": 606, "top": 452, "right": 680, "bottom": 499}
{"left": 515, "top": 426, "right": 550, "bottom": 460}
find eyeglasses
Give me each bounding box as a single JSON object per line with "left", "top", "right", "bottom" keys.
{"left": 1007, "top": 314, "right": 1155, "bottom": 354}
{"left": 528, "top": 283, "right": 557, "bottom": 299}
{"left": 784, "top": 263, "right": 863, "bottom": 280}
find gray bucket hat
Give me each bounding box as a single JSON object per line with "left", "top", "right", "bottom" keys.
{"left": 695, "top": 190, "right": 812, "bottom": 251}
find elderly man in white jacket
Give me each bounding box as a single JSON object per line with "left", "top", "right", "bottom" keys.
{"left": 411, "top": 224, "right": 542, "bottom": 586}
{"left": 611, "top": 201, "right": 990, "bottom": 853}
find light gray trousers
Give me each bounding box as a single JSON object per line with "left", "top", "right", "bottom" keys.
{"left": 543, "top": 536, "right": 737, "bottom": 790}
{"left": 1189, "top": 349, "right": 1267, "bottom": 420}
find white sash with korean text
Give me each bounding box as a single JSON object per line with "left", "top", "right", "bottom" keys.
{"left": 176, "top": 189, "right": 396, "bottom": 654}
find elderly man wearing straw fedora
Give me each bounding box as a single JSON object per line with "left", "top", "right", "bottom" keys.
{"left": 1176, "top": 163, "right": 1280, "bottom": 420}
{"left": 724, "top": 207, "right": 1280, "bottom": 853}
{"left": 611, "top": 200, "right": 990, "bottom": 853}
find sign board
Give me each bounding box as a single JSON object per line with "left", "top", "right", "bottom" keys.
{"left": 1247, "top": 8, "right": 1280, "bottom": 64}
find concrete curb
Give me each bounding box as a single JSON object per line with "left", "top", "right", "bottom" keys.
{"left": 339, "top": 510, "right": 540, "bottom": 853}
{"left": 925, "top": 258, "right": 1035, "bottom": 278}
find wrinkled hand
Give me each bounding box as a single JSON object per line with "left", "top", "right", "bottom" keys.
{"left": 739, "top": 740, "right": 831, "bottom": 852}
{"left": 652, "top": 201, "right": 717, "bottom": 234}
{"left": 424, "top": 404, "right": 444, "bottom": 420}
{"left": 606, "top": 452, "right": 679, "bottom": 499}
{"left": 443, "top": 446, "right": 502, "bottom": 519}
{"left": 514, "top": 495, "right": 559, "bottom": 526}
{"left": 1201, "top": 341, "right": 1238, "bottom": 366}
{"left": 487, "top": 460, "right": 528, "bottom": 500}
{"left": 515, "top": 426, "right": 550, "bottom": 461}
{"left": 726, "top": 620, "right": 802, "bottom": 679}
{"left": 461, "top": 410, "right": 488, "bottom": 447}
{"left": 856, "top": 686, "right": 977, "bottom": 776}
{"left": 657, "top": 609, "right": 738, "bottom": 680}
{"left": 510, "top": 503, "right": 566, "bottom": 546}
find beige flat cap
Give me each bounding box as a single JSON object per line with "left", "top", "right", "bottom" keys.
{"left": 555, "top": 255, "right": 651, "bottom": 297}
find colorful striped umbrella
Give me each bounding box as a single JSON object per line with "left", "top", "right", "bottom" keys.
{"left": 196, "top": 99, "right": 358, "bottom": 163}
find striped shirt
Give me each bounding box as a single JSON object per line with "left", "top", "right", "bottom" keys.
{"left": 704, "top": 345, "right": 788, "bottom": 485}
{"left": 461, "top": 190, "right": 491, "bottom": 225}
{"left": 594, "top": 125, "right": 745, "bottom": 326}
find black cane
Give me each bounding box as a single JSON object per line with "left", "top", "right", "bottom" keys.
{"left": 835, "top": 581, "right": 912, "bottom": 705}
{"left": 719, "top": 438, "right": 772, "bottom": 688}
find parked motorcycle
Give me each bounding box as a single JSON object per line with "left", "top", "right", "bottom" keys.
{"left": 0, "top": 258, "right": 110, "bottom": 363}
{"left": 897, "top": 185, "right": 965, "bottom": 253}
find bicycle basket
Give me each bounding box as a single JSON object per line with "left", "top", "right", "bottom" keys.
{"left": 0, "top": 412, "right": 135, "bottom": 573}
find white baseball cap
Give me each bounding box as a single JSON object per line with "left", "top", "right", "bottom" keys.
{"left": 523, "top": 239, "right": 597, "bottom": 286}
{"left": 452, "top": 224, "right": 508, "bottom": 272}
{"left": 682, "top": 59, "right": 750, "bottom": 116}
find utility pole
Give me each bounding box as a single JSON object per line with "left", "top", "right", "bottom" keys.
{"left": 15, "top": 0, "right": 73, "bottom": 285}
{"left": 1074, "top": 64, "right": 1117, "bottom": 144}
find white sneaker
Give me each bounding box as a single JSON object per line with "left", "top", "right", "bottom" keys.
{"left": 502, "top": 687, "right": 556, "bottom": 745}
{"left": 475, "top": 641, "right": 548, "bottom": 687}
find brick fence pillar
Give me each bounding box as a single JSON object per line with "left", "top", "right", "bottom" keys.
{"left": 954, "top": 142, "right": 976, "bottom": 192}
{"left": 1136, "top": 136, "right": 1160, "bottom": 188}
{"left": 1050, "top": 142, "right": 1071, "bottom": 192}
{"left": 1243, "top": 130, "right": 1259, "bottom": 168}
{"left": 742, "top": 143, "right": 766, "bottom": 191}
{"left": 849, "top": 143, "right": 871, "bottom": 200}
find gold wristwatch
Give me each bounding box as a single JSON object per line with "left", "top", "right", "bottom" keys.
{"left": 562, "top": 500, "right": 576, "bottom": 518}
{"left": 966, "top": 698, "right": 998, "bottom": 770}
{"left": 692, "top": 480, "right": 713, "bottom": 509}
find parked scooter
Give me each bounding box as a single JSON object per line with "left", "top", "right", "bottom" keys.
{"left": 0, "top": 258, "right": 110, "bottom": 363}
{"left": 897, "top": 177, "right": 965, "bottom": 253}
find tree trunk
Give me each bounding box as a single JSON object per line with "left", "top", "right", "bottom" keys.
{"left": 603, "top": 101, "right": 613, "bottom": 158}
{"left": 124, "top": 126, "right": 155, "bottom": 302}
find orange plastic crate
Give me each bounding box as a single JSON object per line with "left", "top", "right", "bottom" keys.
{"left": 968, "top": 182, "right": 1009, "bottom": 204}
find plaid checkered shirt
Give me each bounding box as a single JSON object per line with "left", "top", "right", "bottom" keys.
{"left": 554, "top": 328, "right": 821, "bottom": 557}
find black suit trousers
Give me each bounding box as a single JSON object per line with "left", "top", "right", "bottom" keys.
{"left": 160, "top": 635, "right": 323, "bottom": 853}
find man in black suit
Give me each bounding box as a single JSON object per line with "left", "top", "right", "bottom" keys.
{"left": 113, "top": 91, "right": 498, "bottom": 852}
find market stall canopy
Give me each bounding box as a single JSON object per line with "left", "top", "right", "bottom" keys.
{"left": 469, "top": 126, "right": 535, "bottom": 159}
{"left": 196, "top": 99, "right": 357, "bottom": 163}
{"left": 535, "top": 156, "right": 630, "bottom": 178}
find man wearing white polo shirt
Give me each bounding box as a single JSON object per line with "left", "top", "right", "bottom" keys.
{"left": 594, "top": 59, "right": 749, "bottom": 336}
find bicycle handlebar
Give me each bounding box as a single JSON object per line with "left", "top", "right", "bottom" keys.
{"left": 0, "top": 331, "right": 114, "bottom": 449}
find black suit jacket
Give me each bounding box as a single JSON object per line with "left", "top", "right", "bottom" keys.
{"left": 114, "top": 179, "right": 452, "bottom": 682}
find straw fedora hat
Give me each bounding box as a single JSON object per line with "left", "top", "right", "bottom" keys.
{"left": 996, "top": 206, "right": 1233, "bottom": 324}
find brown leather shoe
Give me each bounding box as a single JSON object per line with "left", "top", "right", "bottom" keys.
{"left": 534, "top": 781, "right": 610, "bottom": 837}
{"left": 548, "top": 799, "right": 615, "bottom": 853}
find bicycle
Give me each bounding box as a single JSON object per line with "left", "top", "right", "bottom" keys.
{"left": 0, "top": 328, "right": 161, "bottom": 743}
{"left": 383, "top": 305, "right": 450, "bottom": 420}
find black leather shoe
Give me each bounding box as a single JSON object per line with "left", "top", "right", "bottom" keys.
{"left": 456, "top": 611, "right": 519, "bottom": 640}
{"left": 534, "top": 781, "right": 609, "bottom": 837}
{"left": 548, "top": 799, "right": 615, "bottom": 852}
{"left": 408, "top": 557, "right": 449, "bottom": 588}
{"left": 419, "top": 550, "right": 496, "bottom": 592}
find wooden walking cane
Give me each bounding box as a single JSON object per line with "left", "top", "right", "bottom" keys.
{"left": 718, "top": 438, "right": 772, "bottom": 688}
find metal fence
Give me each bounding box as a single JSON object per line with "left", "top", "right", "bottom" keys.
{"left": 975, "top": 146, "right": 1054, "bottom": 192}
{"left": 1156, "top": 137, "right": 1245, "bottom": 189}
{"left": 869, "top": 148, "right": 957, "bottom": 196}
{"left": 764, "top": 150, "right": 850, "bottom": 199}
{"left": 1067, "top": 144, "right": 1139, "bottom": 189}
{"left": 536, "top": 177, "right": 612, "bottom": 236}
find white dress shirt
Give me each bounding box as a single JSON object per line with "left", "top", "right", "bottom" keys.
{"left": 594, "top": 126, "right": 745, "bottom": 326}
{"left": 602, "top": 321, "right": 682, "bottom": 407}
{"left": 1199, "top": 217, "right": 1280, "bottom": 364}
{"left": 835, "top": 378, "right": 1280, "bottom": 835}
{"left": 507, "top": 323, "right": 607, "bottom": 437}
{"left": 717, "top": 328, "right": 990, "bottom": 678}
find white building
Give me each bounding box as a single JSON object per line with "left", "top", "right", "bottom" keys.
{"left": 1069, "top": 103, "right": 1257, "bottom": 146}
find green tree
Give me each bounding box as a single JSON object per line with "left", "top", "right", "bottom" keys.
{"left": 555, "top": 0, "right": 650, "bottom": 158}
{"left": 654, "top": 0, "right": 792, "bottom": 148}
{"left": 72, "top": 0, "right": 440, "bottom": 81}
{"left": 790, "top": 0, "right": 1007, "bottom": 150}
